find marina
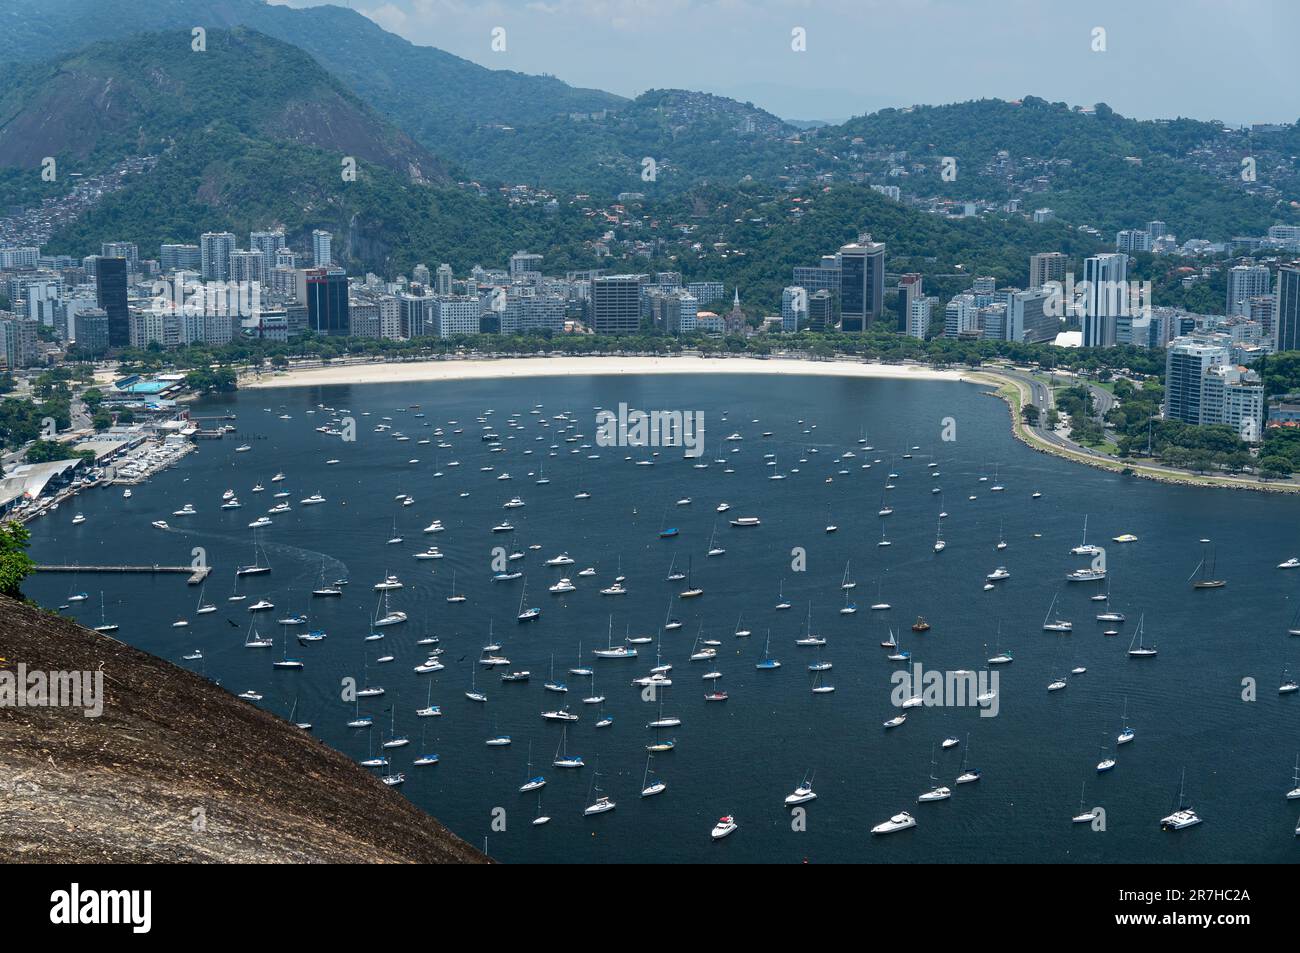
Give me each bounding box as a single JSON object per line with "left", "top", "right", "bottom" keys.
{"left": 22, "top": 371, "right": 1300, "bottom": 864}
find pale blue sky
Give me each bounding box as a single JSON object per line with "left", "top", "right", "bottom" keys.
{"left": 278, "top": 0, "right": 1298, "bottom": 124}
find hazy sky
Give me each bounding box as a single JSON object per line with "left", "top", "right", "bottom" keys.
{"left": 280, "top": 0, "right": 1297, "bottom": 124}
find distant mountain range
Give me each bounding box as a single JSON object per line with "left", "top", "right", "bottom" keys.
{"left": 0, "top": 0, "right": 1292, "bottom": 283}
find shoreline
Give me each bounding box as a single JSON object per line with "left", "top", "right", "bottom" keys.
{"left": 969, "top": 369, "right": 1300, "bottom": 495}
{"left": 237, "top": 354, "right": 973, "bottom": 389}
{"left": 230, "top": 353, "right": 1293, "bottom": 495}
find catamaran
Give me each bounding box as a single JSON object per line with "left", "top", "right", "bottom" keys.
{"left": 1071, "top": 515, "right": 1100, "bottom": 556}
{"left": 1159, "top": 769, "right": 1202, "bottom": 830}
{"left": 1189, "top": 545, "right": 1226, "bottom": 589}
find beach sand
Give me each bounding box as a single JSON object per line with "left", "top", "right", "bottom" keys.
{"left": 239, "top": 355, "right": 973, "bottom": 389}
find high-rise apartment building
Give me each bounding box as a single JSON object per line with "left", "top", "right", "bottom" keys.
{"left": 1028, "top": 252, "right": 1067, "bottom": 290}
{"left": 589, "top": 275, "right": 643, "bottom": 334}
{"left": 200, "top": 232, "right": 236, "bottom": 281}
{"left": 312, "top": 230, "right": 333, "bottom": 268}
{"left": 1227, "top": 264, "right": 1271, "bottom": 317}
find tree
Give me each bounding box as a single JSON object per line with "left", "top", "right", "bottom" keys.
{"left": 0, "top": 522, "right": 34, "bottom": 599}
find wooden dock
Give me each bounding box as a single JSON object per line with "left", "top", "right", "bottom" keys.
{"left": 36, "top": 565, "right": 212, "bottom": 585}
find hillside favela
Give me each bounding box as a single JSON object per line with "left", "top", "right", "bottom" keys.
{"left": 0, "top": 0, "right": 1294, "bottom": 924}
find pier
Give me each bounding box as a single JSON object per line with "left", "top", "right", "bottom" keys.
{"left": 36, "top": 564, "right": 213, "bottom": 585}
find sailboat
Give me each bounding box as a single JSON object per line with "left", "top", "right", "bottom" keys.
{"left": 1159, "top": 768, "right": 1202, "bottom": 830}
{"left": 372, "top": 589, "right": 406, "bottom": 627}
{"left": 678, "top": 556, "right": 703, "bottom": 599}
{"left": 1127, "top": 614, "right": 1157, "bottom": 657}
{"left": 917, "top": 744, "right": 952, "bottom": 801}
{"left": 954, "top": 735, "right": 981, "bottom": 784}
{"left": 517, "top": 577, "right": 541, "bottom": 622}
{"left": 995, "top": 519, "right": 1007, "bottom": 551}
{"left": 1117, "top": 696, "right": 1135, "bottom": 744}
{"left": 1042, "top": 591, "right": 1072, "bottom": 632}
{"left": 552, "top": 725, "right": 584, "bottom": 768}
{"left": 775, "top": 578, "right": 792, "bottom": 611}
{"left": 465, "top": 663, "right": 487, "bottom": 703}
{"left": 271, "top": 627, "right": 303, "bottom": 669}
{"left": 236, "top": 529, "right": 272, "bottom": 577}
{"left": 1189, "top": 544, "right": 1226, "bottom": 589}
{"left": 194, "top": 583, "right": 217, "bottom": 615}
{"left": 706, "top": 522, "right": 725, "bottom": 557}
{"left": 310, "top": 559, "right": 342, "bottom": 598}
{"left": 544, "top": 654, "right": 568, "bottom": 693}
{"left": 1072, "top": 779, "right": 1100, "bottom": 823}
{"left": 756, "top": 629, "right": 781, "bottom": 670}
{"left": 1096, "top": 735, "right": 1116, "bottom": 773}
{"left": 92, "top": 591, "right": 118, "bottom": 633}
{"left": 1070, "top": 515, "right": 1100, "bottom": 556}
{"left": 933, "top": 519, "right": 945, "bottom": 553}
{"left": 520, "top": 741, "right": 546, "bottom": 792}
{"left": 640, "top": 752, "right": 666, "bottom": 797}
{"left": 445, "top": 570, "right": 466, "bottom": 604}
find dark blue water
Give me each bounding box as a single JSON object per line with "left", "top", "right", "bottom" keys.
{"left": 24, "top": 373, "right": 1300, "bottom": 863}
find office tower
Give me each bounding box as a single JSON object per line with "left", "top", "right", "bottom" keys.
{"left": 1226, "top": 264, "right": 1271, "bottom": 317}
{"left": 312, "top": 230, "right": 333, "bottom": 268}
{"left": 200, "top": 232, "right": 236, "bottom": 281}
{"left": 807, "top": 289, "right": 834, "bottom": 332}
{"left": 1147, "top": 220, "right": 1167, "bottom": 239}
{"left": 1006, "top": 288, "right": 1058, "bottom": 343}
{"left": 1116, "top": 230, "right": 1153, "bottom": 253}
{"left": 1024, "top": 250, "right": 1066, "bottom": 288}
{"left": 305, "top": 267, "right": 349, "bottom": 336}
{"left": 590, "top": 275, "right": 643, "bottom": 334}
{"left": 95, "top": 256, "right": 130, "bottom": 348}
{"left": 838, "top": 241, "right": 885, "bottom": 331}
{"left": 435, "top": 264, "right": 453, "bottom": 296}
{"left": 781, "top": 287, "right": 807, "bottom": 332}
{"left": 1278, "top": 266, "right": 1300, "bottom": 352}
{"left": 399, "top": 290, "right": 433, "bottom": 338}
{"left": 101, "top": 242, "right": 139, "bottom": 273}
{"left": 509, "top": 251, "right": 543, "bottom": 278}
{"left": 249, "top": 230, "right": 286, "bottom": 270}
{"left": 1081, "top": 253, "right": 1128, "bottom": 348}
{"left": 160, "top": 244, "right": 201, "bottom": 273}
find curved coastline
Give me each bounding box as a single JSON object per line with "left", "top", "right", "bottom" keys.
{"left": 236, "top": 353, "right": 1293, "bottom": 495}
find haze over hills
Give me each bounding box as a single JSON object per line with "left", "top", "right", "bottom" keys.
{"left": 0, "top": 27, "right": 443, "bottom": 184}
{"left": 0, "top": 0, "right": 625, "bottom": 134}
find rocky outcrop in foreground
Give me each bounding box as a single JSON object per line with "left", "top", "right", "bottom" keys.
{"left": 0, "top": 595, "right": 484, "bottom": 863}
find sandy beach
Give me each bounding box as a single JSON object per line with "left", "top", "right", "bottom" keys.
{"left": 238, "top": 355, "right": 973, "bottom": 389}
